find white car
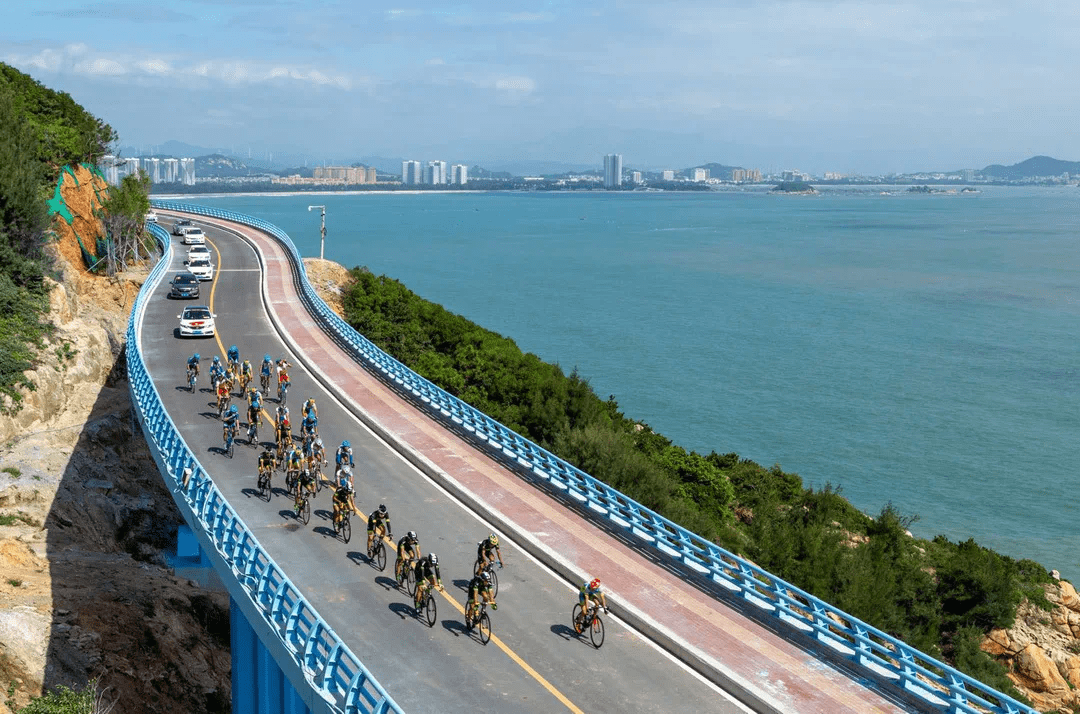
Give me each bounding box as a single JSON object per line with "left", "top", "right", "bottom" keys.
{"left": 186, "top": 257, "right": 214, "bottom": 281}
{"left": 145, "top": 211, "right": 159, "bottom": 223}
{"left": 177, "top": 305, "right": 216, "bottom": 338}
{"left": 173, "top": 219, "right": 194, "bottom": 236}
{"left": 187, "top": 244, "right": 212, "bottom": 261}
{"left": 182, "top": 228, "right": 206, "bottom": 245}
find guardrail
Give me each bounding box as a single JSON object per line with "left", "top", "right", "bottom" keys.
{"left": 130, "top": 221, "right": 402, "bottom": 714}
{"left": 151, "top": 200, "right": 1037, "bottom": 714}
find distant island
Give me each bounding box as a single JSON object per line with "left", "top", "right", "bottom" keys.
{"left": 772, "top": 181, "right": 816, "bottom": 194}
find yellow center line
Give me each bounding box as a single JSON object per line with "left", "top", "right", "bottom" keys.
{"left": 200, "top": 220, "right": 584, "bottom": 714}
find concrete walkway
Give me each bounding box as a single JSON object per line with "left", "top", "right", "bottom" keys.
{"left": 182, "top": 211, "right": 912, "bottom": 714}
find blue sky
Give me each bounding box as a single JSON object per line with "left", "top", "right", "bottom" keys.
{"left": 3, "top": 0, "right": 1076, "bottom": 174}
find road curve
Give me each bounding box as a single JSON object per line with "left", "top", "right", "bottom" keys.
{"left": 143, "top": 209, "right": 913, "bottom": 714}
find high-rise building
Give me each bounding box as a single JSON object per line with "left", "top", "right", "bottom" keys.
{"left": 180, "top": 158, "right": 196, "bottom": 185}
{"left": 451, "top": 164, "right": 468, "bottom": 185}
{"left": 401, "top": 160, "right": 422, "bottom": 185}
{"left": 124, "top": 157, "right": 140, "bottom": 179}
{"left": 99, "top": 155, "right": 120, "bottom": 185}
{"left": 691, "top": 168, "right": 708, "bottom": 182}
{"left": 365, "top": 167, "right": 377, "bottom": 184}
{"left": 631, "top": 171, "right": 642, "bottom": 184}
{"left": 661, "top": 170, "right": 675, "bottom": 181}
{"left": 425, "top": 160, "right": 447, "bottom": 185}
{"left": 163, "top": 158, "right": 180, "bottom": 183}
{"left": 142, "top": 157, "right": 161, "bottom": 183}
{"left": 603, "top": 154, "right": 622, "bottom": 188}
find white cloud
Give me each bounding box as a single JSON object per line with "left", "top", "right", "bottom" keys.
{"left": 495, "top": 76, "right": 536, "bottom": 94}
{"left": 5, "top": 44, "right": 352, "bottom": 91}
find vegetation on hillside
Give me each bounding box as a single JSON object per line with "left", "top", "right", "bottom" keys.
{"left": 0, "top": 63, "right": 117, "bottom": 409}
{"left": 342, "top": 268, "right": 1053, "bottom": 701}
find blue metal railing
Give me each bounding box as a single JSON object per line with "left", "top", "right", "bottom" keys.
{"left": 130, "top": 221, "right": 401, "bottom": 714}
{"left": 151, "top": 200, "right": 1037, "bottom": 714}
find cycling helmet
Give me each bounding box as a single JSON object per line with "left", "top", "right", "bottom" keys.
{"left": 315, "top": 438, "right": 323, "bottom": 447}
{"left": 407, "top": 531, "right": 416, "bottom": 540}
{"left": 212, "top": 356, "right": 220, "bottom": 363}
{"left": 489, "top": 533, "right": 499, "bottom": 545}
{"left": 229, "top": 405, "right": 238, "bottom": 414}
{"left": 264, "top": 354, "right": 271, "bottom": 361}
{"left": 378, "top": 504, "right": 387, "bottom": 514}
{"left": 342, "top": 440, "right": 350, "bottom": 449}
{"left": 194, "top": 353, "right": 200, "bottom": 360}
{"left": 590, "top": 578, "right": 601, "bottom": 590}
{"left": 428, "top": 553, "right": 438, "bottom": 565}
{"left": 230, "top": 345, "right": 237, "bottom": 352}
{"left": 481, "top": 571, "right": 492, "bottom": 582}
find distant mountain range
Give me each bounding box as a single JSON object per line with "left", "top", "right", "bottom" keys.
{"left": 978, "top": 155, "right": 1080, "bottom": 180}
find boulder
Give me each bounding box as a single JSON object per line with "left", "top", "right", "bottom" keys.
{"left": 1009, "top": 644, "right": 1071, "bottom": 709}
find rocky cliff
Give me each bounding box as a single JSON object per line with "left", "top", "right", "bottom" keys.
{"left": 0, "top": 169, "right": 229, "bottom": 713}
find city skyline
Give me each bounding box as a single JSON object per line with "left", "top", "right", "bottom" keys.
{"left": 3, "top": 2, "right": 1080, "bottom": 175}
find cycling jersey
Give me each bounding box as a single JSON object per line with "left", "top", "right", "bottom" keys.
{"left": 477, "top": 538, "right": 499, "bottom": 558}
{"left": 333, "top": 485, "right": 352, "bottom": 503}
{"left": 227, "top": 348, "right": 240, "bottom": 363}
{"left": 335, "top": 447, "right": 354, "bottom": 467}
{"left": 261, "top": 360, "right": 273, "bottom": 376}
{"left": 247, "top": 390, "right": 262, "bottom": 407}
{"left": 301, "top": 416, "right": 317, "bottom": 433}
{"left": 578, "top": 581, "right": 603, "bottom": 604}
{"left": 247, "top": 405, "right": 260, "bottom": 422}
{"left": 258, "top": 454, "right": 275, "bottom": 470}
{"left": 241, "top": 362, "right": 252, "bottom": 376}
{"left": 414, "top": 559, "right": 441, "bottom": 583}
{"left": 397, "top": 536, "right": 419, "bottom": 557}
{"left": 187, "top": 356, "right": 200, "bottom": 368}
{"left": 222, "top": 414, "right": 239, "bottom": 431}
{"left": 303, "top": 400, "right": 316, "bottom": 416}
{"left": 467, "top": 576, "right": 492, "bottom": 600}
{"left": 367, "top": 510, "right": 389, "bottom": 532}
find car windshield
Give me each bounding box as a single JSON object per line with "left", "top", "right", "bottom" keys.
{"left": 184, "top": 309, "right": 211, "bottom": 320}
{"left": 189, "top": 260, "right": 210, "bottom": 267}
{"left": 173, "top": 275, "right": 197, "bottom": 285}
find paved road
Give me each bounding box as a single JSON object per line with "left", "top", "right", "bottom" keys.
{"left": 142, "top": 217, "right": 752, "bottom": 713}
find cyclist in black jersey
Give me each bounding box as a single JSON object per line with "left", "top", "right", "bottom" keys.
{"left": 466, "top": 571, "right": 497, "bottom": 625}
{"left": 366, "top": 504, "right": 391, "bottom": 553}
{"left": 476, "top": 533, "right": 503, "bottom": 571}
{"left": 413, "top": 553, "right": 443, "bottom": 609}
{"left": 395, "top": 531, "right": 421, "bottom": 581}
{"left": 258, "top": 448, "right": 276, "bottom": 485}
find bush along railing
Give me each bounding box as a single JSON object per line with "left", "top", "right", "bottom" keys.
{"left": 151, "top": 201, "right": 1037, "bottom": 714}
{"left": 131, "top": 221, "right": 402, "bottom": 714}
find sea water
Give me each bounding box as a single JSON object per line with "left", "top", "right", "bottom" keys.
{"left": 180, "top": 187, "right": 1080, "bottom": 579}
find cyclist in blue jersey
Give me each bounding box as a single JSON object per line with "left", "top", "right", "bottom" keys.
{"left": 187, "top": 353, "right": 201, "bottom": 377}
{"left": 227, "top": 344, "right": 240, "bottom": 371}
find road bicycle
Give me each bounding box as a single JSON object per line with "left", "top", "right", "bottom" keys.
{"left": 260, "top": 372, "right": 270, "bottom": 396}
{"left": 465, "top": 600, "right": 492, "bottom": 644}
{"left": 396, "top": 555, "right": 418, "bottom": 595}
{"left": 367, "top": 532, "right": 389, "bottom": 571}
{"left": 473, "top": 558, "right": 500, "bottom": 598}
{"left": 239, "top": 371, "right": 251, "bottom": 394}
{"left": 217, "top": 394, "right": 232, "bottom": 419}
{"left": 223, "top": 425, "right": 236, "bottom": 459}
{"left": 293, "top": 490, "right": 311, "bottom": 525}
{"left": 333, "top": 505, "right": 351, "bottom": 543}
{"left": 278, "top": 379, "right": 289, "bottom": 406}
{"left": 572, "top": 602, "right": 606, "bottom": 649}
{"left": 247, "top": 416, "right": 259, "bottom": 445}
{"left": 257, "top": 468, "right": 272, "bottom": 502}
{"left": 414, "top": 580, "right": 437, "bottom": 627}
{"left": 187, "top": 367, "right": 197, "bottom": 393}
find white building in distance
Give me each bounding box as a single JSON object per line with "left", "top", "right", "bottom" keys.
{"left": 424, "top": 160, "right": 448, "bottom": 185}
{"left": 451, "top": 164, "right": 468, "bottom": 185}
{"left": 180, "top": 158, "right": 195, "bottom": 185}
{"left": 401, "top": 160, "right": 422, "bottom": 185}
{"left": 661, "top": 170, "right": 675, "bottom": 181}
{"left": 603, "top": 154, "right": 623, "bottom": 188}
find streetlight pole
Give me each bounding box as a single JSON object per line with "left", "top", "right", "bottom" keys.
{"left": 308, "top": 205, "right": 326, "bottom": 260}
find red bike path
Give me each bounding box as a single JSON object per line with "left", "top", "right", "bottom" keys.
{"left": 182, "top": 211, "right": 912, "bottom": 714}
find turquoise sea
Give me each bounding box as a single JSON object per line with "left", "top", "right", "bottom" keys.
{"left": 179, "top": 187, "right": 1080, "bottom": 579}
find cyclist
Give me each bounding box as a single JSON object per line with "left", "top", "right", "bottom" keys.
{"left": 275, "top": 406, "right": 291, "bottom": 451}
{"left": 311, "top": 437, "right": 326, "bottom": 468}
{"left": 395, "top": 531, "right": 422, "bottom": 581}
{"left": 260, "top": 354, "right": 274, "bottom": 393}
{"left": 246, "top": 387, "right": 262, "bottom": 426}
{"left": 222, "top": 404, "right": 240, "bottom": 447}
{"left": 413, "top": 553, "right": 443, "bottom": 610}
{"left": 294, "top": 466, "right": 316, "bottom": 514}
{"left": 302, "top": 396, "right": 318, "bottom": 419}
{"left": 223, "top": 366, "right": 236, "bottom": 395}
{"left": 576, "top": 578, "right": 608, "bottom": 631}
{"left": 466, "top": 570, "right": 497, "bottom": 626}
{"left": 331, "top": 479, "right": 356, "bottom": 529}
{"left": 186, "top": 352, "right": 201, "bottom": 378}
{"left": 335, "top": 440, "right": 354, "bottom": 470}
{"left": 366, "top": 504, "right": 391, "bottom": 554}
{"left": 216, "top": 375, "right": 232, "bottom": 415}
{"left": 303, "top": 437, "right": 324, "bottom": 481}
{"left": 239, "top": 358, "right": 253, "bottom": 391}
{"left": 227, "top": 344, "right": 240, "bottom": 372}
{"left": 476, "top": 533, "right": 503, "bottom": 572}
{"left": 258, "top": 447, "right": 276, "bottom": 486}
{"left": 276, "top": 357, "right": 291, "bottom": 386}
{"left": 209, "top": 356, "right": 224, "bottom": 391}
{"left": 300, "top": 412, "right": 318, "bottom": 440}
{"left": 285, "top": 444, "right": 304, "bottom": 483}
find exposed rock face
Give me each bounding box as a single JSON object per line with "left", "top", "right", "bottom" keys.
{"left": 303, "top": 257, "right": 354, "bottom": 317}
{"left": 0, "top": 174, "right": 229, "bottom": 712}
{"left": 982, "top": 581, "right": 1080, "bottom": 712}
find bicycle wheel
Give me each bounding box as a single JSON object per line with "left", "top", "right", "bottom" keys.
{"left": 590, "top": 613, "right": 605, "bottom": 648}
{"left": 374, "top": 541, "right": 387, "bottom": 571}
{"left": 478, "top": 612, "right": 491, "bottom": 644}
{"left": 300, "top": 497, "right": 311, "bottom": 525}
{"left": 286, "top": 471, "right": 297, "bottom": 495}
{"left": 424, "top": 594, "right": 437, "bottom": 627}
{"left": 406, "top": 567, "right": 418, "bottom": 596}
{"left": 488, "top": 568, "right": 499, "bottom": 599}
{"left": 259, "top": 475, "right": 271, "bottom": 501}
{"left": 572, "top": 604, "right": 584, "bottom": 634}
{"left": 342, "top": 516, "right": 352, "bottom": 544}
{"left": 473, "top": 559, "right": 483, "bottom": 577}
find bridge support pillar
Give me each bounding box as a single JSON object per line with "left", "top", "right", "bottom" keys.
{"left": 230, "top": 597, "right": 311, "bottom": 714}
